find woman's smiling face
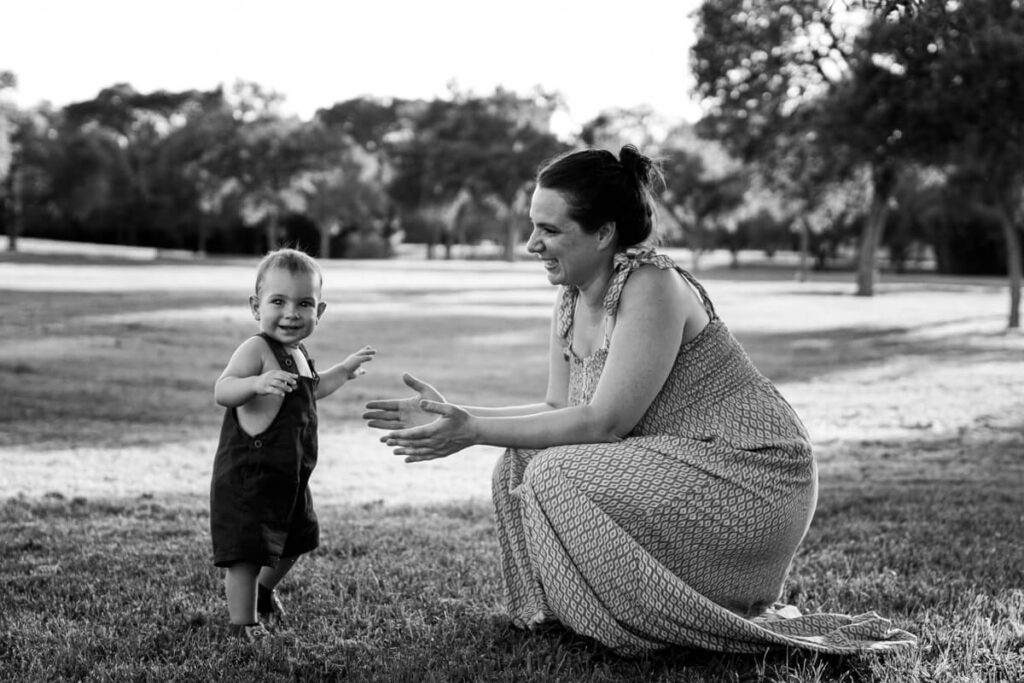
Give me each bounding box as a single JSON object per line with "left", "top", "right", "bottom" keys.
{"left": 526, "top": 187, "right": 608, "bottom": 288}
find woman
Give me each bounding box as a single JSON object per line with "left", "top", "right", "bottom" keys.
{"left": 363, "top": 146, "right": 915, "bottom": 656}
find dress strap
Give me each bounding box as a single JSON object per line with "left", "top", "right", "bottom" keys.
{"left": 603, "top": 248, "right": 718, "bottom": 321}
{"left": 556, "top": 286, "right": 576, "bottom": 358}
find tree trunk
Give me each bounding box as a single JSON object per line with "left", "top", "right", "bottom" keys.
{"left": 6, "top": 166, "right": 24, "bottom": 252}
{"left": 998, "top": 208, "right": 1022, "bottom": 329}
{"left": 689, "top": 216, "right": 704, "bottom": 272}
{"left": 195, "top": 217, "right": 207, "bottom": 256}
{"left": 319, "top": 224, "right": 331, "bottom": 260}
{"left": 504, "top": 214, "right": 517, "bottom": 262}
{"left": 797, "top": 217, "right": 810, "bottom": 282}
{"left": 5, "top": 202, "right": 18, "bottom": 253}
{"left": 4, "top": 214, "right": 17, "bottom": 252}
{"left": 264, "top": 214, "right": 277, "bottom": 253}
{"left": 854, "top": 212, "right": 883, "bottom": 296}
{"left": 381, "top": 211, "right": 396, "bottom": 258}
{"left": 855, "top": 163, "right": 896, "bottom": 297}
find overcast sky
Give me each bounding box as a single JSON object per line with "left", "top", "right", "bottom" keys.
{"left": 1, "top": 0, "right": 704, "bottom": 135}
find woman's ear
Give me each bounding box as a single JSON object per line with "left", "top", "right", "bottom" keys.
{"left": 596, "top": 221, "right": 617, "bottom": 251}
{"left": 249, "top": 295, "right": 260, "bottom": 320}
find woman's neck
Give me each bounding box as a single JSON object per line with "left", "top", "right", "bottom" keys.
{"left": 576, "top": 265, "right": 614, "bottom": 315}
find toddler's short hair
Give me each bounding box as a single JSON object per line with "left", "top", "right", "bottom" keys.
{"left": 254, "top": 248, "right": 323, "bottom": 297}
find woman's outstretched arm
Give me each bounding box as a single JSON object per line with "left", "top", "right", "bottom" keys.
{"left": 363, "top": 301, "right": 569, "bottom": 429}
{"left": 454, "top": 303, "right": 570, "bottom": 417}
{"left": 383, "top": 267, "right": 706, "bottom": 461}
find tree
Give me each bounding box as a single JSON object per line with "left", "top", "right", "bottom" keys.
{"left": 834, "top": 0, "right": 1024, "bottom": 326}
{"left": 0, "top": 70, "right": 17, "bottom": 250}
{"left": 692, "top": 0, "right": 900, "bottom": 294}
{"left": 187, "top": 82, "right": 324, "bottom": 254}
{"left": 61, "top": 83, "right": 220, "bottom": 246}
{"left": 579, "top": 105, "right": 668, "bottom": 151}
{"left": 159, "top": 88, "right": 237, "bottom": 253}
{"left": 387, "top": 88, "right": 565, "bottom": 260}
{"left": 293, "top": 143, "right": 390, "bottom": 258}
{"left": 659, "top": 126, "right": 748, "bottom": 271}
{"left": 316, "top": 97, "right": 411, "bottom": 256}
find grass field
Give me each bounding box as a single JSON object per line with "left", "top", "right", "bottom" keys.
{"left": 1, "top": 247, "right": 1022, "bottom": 682}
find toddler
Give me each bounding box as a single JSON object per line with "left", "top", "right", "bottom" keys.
{"left": 210, "top": 248, "right": 375, "bottom": 642}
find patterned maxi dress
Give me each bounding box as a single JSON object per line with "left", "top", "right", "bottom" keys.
{"left": 491, "top": 249, "right": 916, "bottom": 656}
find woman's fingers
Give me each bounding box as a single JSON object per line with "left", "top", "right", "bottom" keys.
{"left": 404, "top": 373, "right": 443, "bottom": 400}
{"left": 363, "top": 400, "right": 401, "bottom": 411}
{"left": 393, "top": 446, "right": 430, "bottom": 455}
{"left": 364, "top": 419, "right": 405, "bottom": 430}
{"left": 419, "top": 400, "right": 455, "bottom": 416}
{"left": 381, "top": 435, "right": 431, "bottom": 447}
{"left": 391, "top": 446, "right": 444, "bottom": 462}
{"left": 402, "top": 373, "right": 427, "bottom": 391}
{"left": 380, "top": 425, "right": 437, "bottom": 442}
{"left": 362, "top": 408, "right": 398, "bottom": 420}
{"left": 404, "top": 454, "right": 445, "bottom": 463}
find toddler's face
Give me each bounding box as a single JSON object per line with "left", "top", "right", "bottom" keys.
{"left": 250, "top": 268, "right": 325, "bottom": 347}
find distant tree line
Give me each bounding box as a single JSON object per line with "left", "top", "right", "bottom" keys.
{"left": 0, "top": 80, "right": 569, "bottom": 260}
{"left": 0, "top": 0, "right": 1022, "bottom": 325}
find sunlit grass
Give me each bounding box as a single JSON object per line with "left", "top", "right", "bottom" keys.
{"left": 2, "top": 487, "right": 1020, "bottom": 682}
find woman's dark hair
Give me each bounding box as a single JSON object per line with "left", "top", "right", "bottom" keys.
{"left": 535, "top": 145, "right": 663, "bottom": 248}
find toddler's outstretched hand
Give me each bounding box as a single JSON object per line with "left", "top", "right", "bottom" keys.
{"left": 341, "top": 345, "right": 376, "bottom": 379}
{"left": 254, "top": 370, "right": 298, "bottom": 397}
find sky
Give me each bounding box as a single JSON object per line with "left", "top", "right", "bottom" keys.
{"left": 0, "top": 0, "right": 705, "bottom": 136}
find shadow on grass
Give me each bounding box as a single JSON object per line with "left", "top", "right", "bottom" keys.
{"left": 736, "top": 317, "right": 1015, "bottom": 384}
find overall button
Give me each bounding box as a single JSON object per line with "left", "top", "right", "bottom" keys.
{"left": 253, "top": 439, "right": 263, "bottom": 449}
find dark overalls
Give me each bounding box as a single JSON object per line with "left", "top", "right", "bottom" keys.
{"left": 210, "top": 333, "right": 320, "bottom": 568}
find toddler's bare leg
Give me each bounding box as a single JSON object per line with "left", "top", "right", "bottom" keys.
{"left": 258, "top": 555, "right": 298, "bottom": 590}
{"left": 224, "top": 562, "right": 260, "bottom": 625}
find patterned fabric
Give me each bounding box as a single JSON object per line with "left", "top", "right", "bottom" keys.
{"left": 491, "top": 248, "right": 917, "bottom": 655}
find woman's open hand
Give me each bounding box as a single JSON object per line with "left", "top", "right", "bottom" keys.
{"left": 379, "top": 401, "right": 476, "bottom": 463}
{"left": 362, "top": 373, "right": 447, "bottom": 431}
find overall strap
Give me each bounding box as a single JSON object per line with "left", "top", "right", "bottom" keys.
{"left": 297, "top": 343, "right": 320, "bottom": 384}
{"left": 257, "top": 333, "right": 319, "bottom": 385}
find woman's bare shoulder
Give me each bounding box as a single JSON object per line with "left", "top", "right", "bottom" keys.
{"left": 620, "top": 263, "right": 693, "bottom": 307}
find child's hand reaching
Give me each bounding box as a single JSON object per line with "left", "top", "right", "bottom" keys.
{"left": 341, "top": 345, "right": 376, "bottom": 379}
{"left": 254, "top": 370, "right": 298, "bottom": 397}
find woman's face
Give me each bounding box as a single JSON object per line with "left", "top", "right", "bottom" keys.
{"left": 527, "top": 187, "right": 608, "bottom": 288}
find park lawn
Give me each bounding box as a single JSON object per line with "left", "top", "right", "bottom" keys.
{"left": 1, "top": 253, "right": 1022, "bottom": 681}
{"left": 2, "top": 484, "right": 1020, "bottom": 682}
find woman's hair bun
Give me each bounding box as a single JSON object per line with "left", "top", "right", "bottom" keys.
{"left": 619, "top": 144, "right": 659, "bottom": 189}
{"left": 535, "top": 144, "right": 663, "bottom": 248}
